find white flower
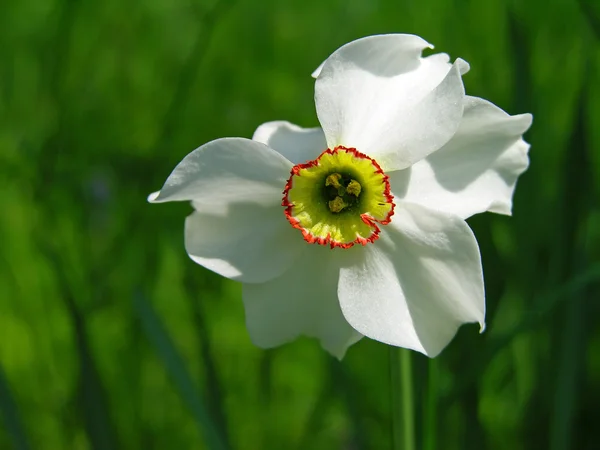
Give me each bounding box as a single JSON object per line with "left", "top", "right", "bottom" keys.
{"left": 149, "top": 34, "right": 532, "bottom": 359}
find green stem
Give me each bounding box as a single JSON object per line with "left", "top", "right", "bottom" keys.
{"left": 390, "top": 347, "right": 416, "bottom": 450}
{"left": 424, "top": 359, "right": 438, "bottom": 450}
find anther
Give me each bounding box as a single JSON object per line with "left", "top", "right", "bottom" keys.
{"left": 346, "top": 179, "right": 361, "bottom": 197}
{"left": 325, "top": 173, "right": 343, "bottom": 189}
{"left": 328, "top": 196, "right": 348, "bottom": 213}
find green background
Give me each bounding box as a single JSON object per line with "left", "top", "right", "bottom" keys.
{"left": 1, "top": 0, "right": 599, "bottom": 449}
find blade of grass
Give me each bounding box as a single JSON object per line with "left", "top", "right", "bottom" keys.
{"left": 294, "top": 366, "right": 334, "bottom": 450}
{"left": 189, "top": 291, "right": 229, "bottom": 445}
{"left": 444, "top": 262, "right": 600, "bottom": 407}
{"left": 550, "top": 68, "right": 593, "bottom": 450}
{"left": 185, "top": 273, "right": 230, "bottom": 448}
{"left": 69, "top": 296, "right": 120, "bottom": 450}
{"left": 41, "top": 244, "right": 119, "bottom": 450}
{"left": 155, "top": 0, "right": 234, "bottom": 150}
{"left": 133, "top": 293, "right": 229, "bottom": 450}
{"left": 577, "top": 0, "right": 600, "bottom": 40}
{"left": 331, "top": 358, "right": 368, "bottom": 450}
{"left": 0, "top": 365, "right": 30, "bottom": 450}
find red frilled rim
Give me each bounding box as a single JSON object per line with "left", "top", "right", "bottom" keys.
{"left": 281, "top": 146, "right": 395, "bottom": 249}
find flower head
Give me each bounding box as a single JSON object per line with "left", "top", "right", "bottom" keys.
{"left": 149, "top": 34, "right": 532, "bottom": 359}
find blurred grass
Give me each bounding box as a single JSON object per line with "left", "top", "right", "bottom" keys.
{"left": 0, "top": 365, "right": 30, "bottom": 450}
{"left": 133, "top": 292, "right": 228, "bottom": 450}
{"left": 0, "top": 0, "right": 599, "bottom": 449}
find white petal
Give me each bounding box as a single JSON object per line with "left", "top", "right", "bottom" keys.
{"left": 185, "top": 203, "right": 305, "bottom": 283}
{"left": 252, "top": 121, "right": 327, "bottom": 165}
{"left": 243, "top": 247, "right": 363, "bottom": 359}
{"left": 337, "top": 202, "right": 484, "bottom": 357}
{"left": 312, "top": 50, "right": 469, "bottom": 79}
{"left": 390, "top": 96, "right": 533, "bottom": 219}
{"left": 149, "top": 138, "right": 292, "bottom": 209}
{"left": 314, "top": 34, "right": 465, "bottom": 170}
{"left": 150, "top": 137, "right": 301, "bottom": 283}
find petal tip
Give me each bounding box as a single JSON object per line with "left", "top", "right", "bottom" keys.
{"left": 521, "top": 113, "right": 534, "bottom": 130}
{"left": 329, "top": 348, "right": 347, "bottom": 360}
{"left": 311, "top": 62, "right": 325, "bottom": 79}
{"left": 455, "top": 58, "right": 470, "bottom": 75}
{"left": 147, "top": 191, "right": 161, "bottom": 203}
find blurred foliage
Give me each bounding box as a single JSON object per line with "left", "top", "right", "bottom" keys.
{"left": 0, "top": 0, "right": 599, "bottom": 449}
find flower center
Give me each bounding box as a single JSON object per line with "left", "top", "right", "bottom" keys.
{"left": 324, "top": 173, "right": 362, "bottom": 213}
{"left": 282, "top": 146, "right": 395, "bottom": 249}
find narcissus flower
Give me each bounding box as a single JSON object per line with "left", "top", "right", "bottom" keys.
{"left": 149, "top": 34, "right": 532, "bottom": 358}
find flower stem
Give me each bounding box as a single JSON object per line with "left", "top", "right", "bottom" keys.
{"left": 424, "top": 359, "right": 438, "bottom": 450}
{"left": 390, "top": 347, "right": 416, "bottom": 450}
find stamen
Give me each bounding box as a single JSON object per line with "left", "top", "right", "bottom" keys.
{"left": 328, "top": 196, "right": 348, "bottom": 213}
{"left": 346, "top": 179, "right": 361, "bottom": 197}
{"left": 324, "top": 172, "right": 363, "bottom": 213}
{"left": 325, "top": 173, "right": 343, "bottom": 189}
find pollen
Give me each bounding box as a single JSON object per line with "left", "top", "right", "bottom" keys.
{"left": 282, "top": 146, "right": 395, "bottom": 249}
{"left": 346, "top": 179, "right": 361, "bottom": 197}
{"left": 328, "top": 196, "right": 348, "bottom": 213}
{"left": 324, "top": 172, "right": 362, "bottom": 213}
{"left": 325, "top": 173, "right": 343, "bottom": 189}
